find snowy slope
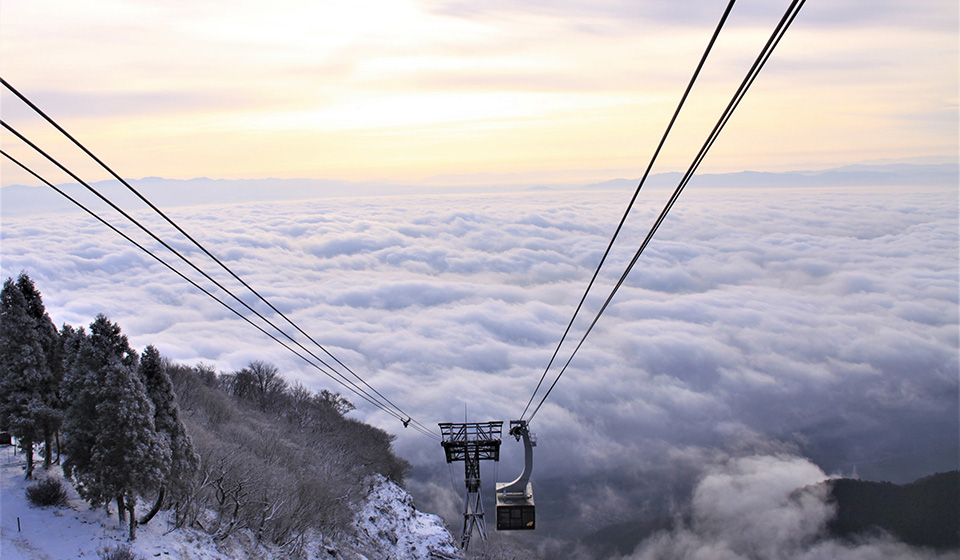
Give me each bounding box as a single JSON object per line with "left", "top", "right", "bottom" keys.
{"left": 0, "top": 446, "right": 460, "bottom": 560}
{"left": 1, "top": 447, "right": 242, "bottom": 559}
{"left": 353, "top": 475, "right": 460, "bottom": 560}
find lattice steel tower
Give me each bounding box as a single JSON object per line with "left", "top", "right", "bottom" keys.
{"left": 439, "top": 421, "right": 502, "bottom": 549}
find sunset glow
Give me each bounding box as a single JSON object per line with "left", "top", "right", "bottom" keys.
{"left": 1, "top": 0, "right": 957, "bottom": 186}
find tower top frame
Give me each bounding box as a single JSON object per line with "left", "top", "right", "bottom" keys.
{"left": 439, "top": 421, "right": 503, "bottom": 463}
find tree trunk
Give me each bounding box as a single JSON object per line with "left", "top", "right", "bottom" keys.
{"left": 23, "top": 440, "right": 34, "bottom": 480}
{"left": 139, "top": 486, "right": 165, "bottom": 525}
{"left": 43, "top": 429, "right": 54, "bottom": 469}
{"left": 117, "top": 495, "right": 126, "bottom": 522}
{"left": 55, "top": 431, "right": 61, "bottom": 465}
{"left": 127, "top": 494, "right": 138, "bottom": 540}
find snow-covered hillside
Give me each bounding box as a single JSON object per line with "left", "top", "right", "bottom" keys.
{"left": 0, "top": 445, "right": 460, "bottom": 560}
{"left": 354, "top": 475, "right": 460, "bottom": 560}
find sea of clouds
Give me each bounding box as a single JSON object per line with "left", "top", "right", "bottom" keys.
{"left": 1, "top": 181, "right": 956, "bottom": 556}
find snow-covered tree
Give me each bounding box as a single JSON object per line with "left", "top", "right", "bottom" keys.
{"left": 97, "top": 357, "right": 171, "bottom": 539}
{"left": 137, "top": 345, "right": 199, "bottom": 524}
{"left": 0, "top": 278, "right": 50, "bottom": 479}
{"left": 60, "top": 325, "right": 96, "bottom": 481}
{"left": 14, "top": 272, "right": 64, "bottom": 468}
{"left": 16, "top": 273, "right": 60, "bottom": 358}
{"left": 62, "top": 314, "right": 171, "bottom": 539}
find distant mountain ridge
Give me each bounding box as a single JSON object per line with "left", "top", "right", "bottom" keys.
{"left": 826, "top": 470, "right": 959, "bottom": 550}
{"left": 2, "top": 163, "right": 956, "bottom": 216}
{"left": 583, "top": 162, "right": 959, "bottom": 191}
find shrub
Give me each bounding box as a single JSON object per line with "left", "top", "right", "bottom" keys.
{"left": 25, "top": 477, "right": 69, "bottom": 507}
{"left": 99, "top": 544, "right": 143, "bottom": 560}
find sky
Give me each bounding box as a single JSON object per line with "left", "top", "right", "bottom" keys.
{"left": 1, "top": 0, "right": 958, "bottom": 187}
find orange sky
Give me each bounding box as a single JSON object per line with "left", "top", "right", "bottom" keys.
{"left": 1, "top": 0, "right": 957, "bottom": 187}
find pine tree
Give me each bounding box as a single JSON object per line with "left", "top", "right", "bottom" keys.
{"left": 95, "top": 357, "right": 171, "bottom": 539}
{"left": 0, "top": 278, "right": 52, "bottom": 479}
{"left": 137, "top": 345, "right": 199, "bottom": 524}
{"left": 60, "top": 325, "right": 96, "bottom": 483}
{"left": 15, "top": 272, "right": 64, "bottom": 468}
{"left": 62, "top": 315, "right": 170, "bottom": 539}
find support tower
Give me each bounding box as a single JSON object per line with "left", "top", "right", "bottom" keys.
{"left": 439, "top": 421, "right": 502, "bottom": 549}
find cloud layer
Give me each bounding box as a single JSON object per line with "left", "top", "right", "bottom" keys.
{"left": 628, "top": 454, "right": 947, "bottom": 560}
{"left": 1, "top": 181, "right": 956, "bottom": 552}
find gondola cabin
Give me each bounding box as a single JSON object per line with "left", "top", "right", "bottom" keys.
{"left": 496, "top": 482, "right": 535, "bottom": 530}
{"left": 495, "top": 420, "right": 536, "bottom": 531}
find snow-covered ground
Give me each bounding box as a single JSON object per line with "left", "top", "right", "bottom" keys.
{"left": 0, "top": 444, "right": 461, "bottom": 560}
{"left": 0, "top": 444, "right": 244, "bottom": 560}
{"left": 354, "top": 475, "right": 460, "bottom": 560}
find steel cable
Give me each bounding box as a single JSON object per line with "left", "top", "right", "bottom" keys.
{"left": 1, "top": 76, "right": 435, "bottom": 437}
{"left": 1, "top": 125, "right": 438, "bottom": 439}
{"left": 521, "top": 0, "right": 739, "bottom": 420}
{"left": 526, "top": 0, "right": 807, "bottom": 423}
{"left": 1, "top": 148, "right": 438, "bottom": 439}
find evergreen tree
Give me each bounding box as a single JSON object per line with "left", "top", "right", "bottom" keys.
{"left": 14, "top": 272, "right": 64, "bottom": 468}
{"left": 62, "top": 315, "right": 170, "bottom": 539}
{"left": 16, "top": 273, "right": 59, "bottom": 356}
{"left": 61, "top": 326, "right": 96, "bottom": 482}
{"left": 137, "top": 345, "right": 199, "bottom": 524}
{"left": 0, "top": 278, "right": 49, "bottom": 479}
{"left": 95, "top": 357, "right": 171, "bottom": 539}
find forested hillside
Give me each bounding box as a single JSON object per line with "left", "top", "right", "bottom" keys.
{"left": 164, "top": 357, "right": 410, "bottom": 547}
{"left": 827, "top": 471, "right": 960, "bottom": 550}
{"left": 0, "top": 272, "right": 418, "bottom": 557}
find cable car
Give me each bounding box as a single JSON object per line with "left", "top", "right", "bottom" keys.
{"left": 495, "top": 420, "right": 536, "bottom": 530}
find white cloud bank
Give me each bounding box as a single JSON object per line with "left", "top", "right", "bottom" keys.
{"left": 629, "top": 454, "right": 948, "bottom": 560}
{"left": 1, "top": 180, "right": 956, "bottom": 551}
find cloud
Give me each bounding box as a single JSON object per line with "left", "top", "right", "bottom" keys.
{"left": 0, "top": 89, "right": 257, "bottom": 122}
{"left": 1, "top": 182, "right": 956, "bottom": 551}
{"left": 627, "top": 453, "right": 947, "bottom": 560}
{"left": 426, "top": 0, "right": 956, "bottom": 31}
